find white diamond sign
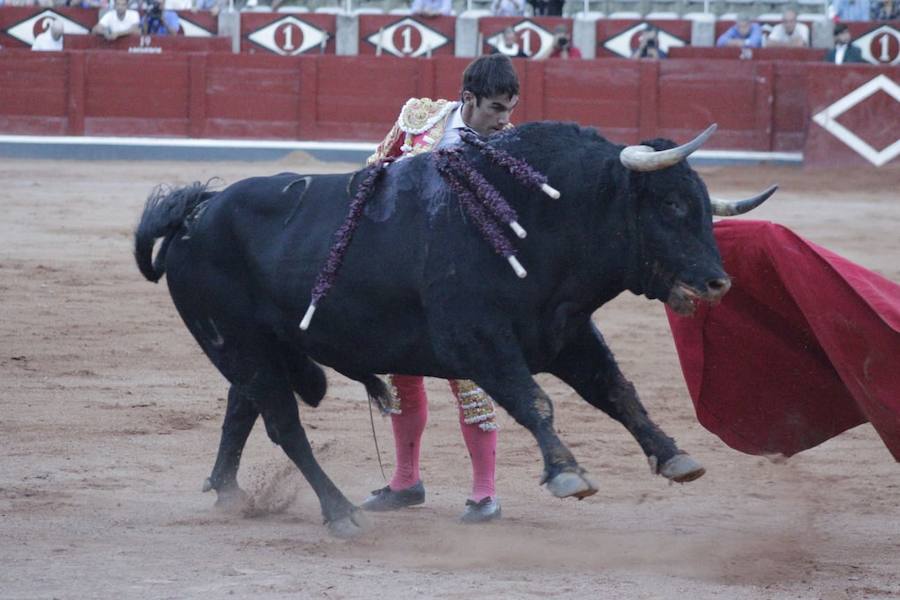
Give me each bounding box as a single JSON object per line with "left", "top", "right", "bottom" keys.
{"left": 603, "top": 23, "right": 685, "bottom": 58}
{"left": 853, "top": 25, "right": 900, "bottom": 65}
{"left": 485, "top": 20, "right": 553, "bottom": 57}
{"left": 6, "top": 10, "right": 89, "bottom": 46}
{"left": 811, "top": 74, "right": 900, "bottom": 167}
{"left": 179, "top": 17, "right": 213, "bottom": 38}
{"left": 247, "top": 16, "right": 328, "bottom": 56}
{"left": 366, "top": 18, "right": 449, "bottom": 57}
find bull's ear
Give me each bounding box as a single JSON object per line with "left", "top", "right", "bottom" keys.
{"left": 710, "top": 185, "right": 778, "bottom": 216}
{"left": 620, "top": 124, "right": 717, "bottom": 172}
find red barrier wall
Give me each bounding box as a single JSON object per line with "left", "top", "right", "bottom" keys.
{"left": 1, "top": 50, "right": 895, "bottom": 168}
{"left": 804, "top": 66, "right": 899, "bottom": 168}
{"left": 64, "top": 35, "right": 231, "bottom": 52}
{"left": 668, "top": 47, "right": 824, "bottom": 61}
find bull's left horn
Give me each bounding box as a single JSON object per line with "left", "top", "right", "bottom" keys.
{"left": 620, "top": 124, "right": 718, "bottom": 172}
{"left": 710, "top": 184, "right": 778, "bottom": 216}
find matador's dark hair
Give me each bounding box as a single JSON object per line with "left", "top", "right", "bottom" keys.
{"left": 460, "top": 54, "right": 520, "bottom": 105}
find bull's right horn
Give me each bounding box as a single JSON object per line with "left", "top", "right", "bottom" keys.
{"left": 710, "top": 185, "right": 778, "bottom": 216}
{"left": 620, "top": 124, "right": 718, "bottom": 172}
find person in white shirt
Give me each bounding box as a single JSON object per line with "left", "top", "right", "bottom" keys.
{"left": 31, "top": 20, "right": 64, "bottom": 51}
{"left": 765, "top": 10, "right": 810, "bottom": 48}
{"left": 92, "top": 0, "right": 141, "bottom": 41}
{"left": 491, "top": 0, "right": 525, "bottom": 16}
{"left": 410, "top": 0, "right": 452, "bottom": 16}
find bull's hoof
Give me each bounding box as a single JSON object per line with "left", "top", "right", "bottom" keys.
{"left": 655, "top": 453, "right": 706, "bottom": 483}
{"left": 545, "top": 471, "right": 598, "bottom": 500}
{"left": 327, "top": 509, "right": 370, "bottom": 539}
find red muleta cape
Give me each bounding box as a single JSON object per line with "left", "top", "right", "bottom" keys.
{"left": 667, "top": 220, "right": 900, "bottom": 461}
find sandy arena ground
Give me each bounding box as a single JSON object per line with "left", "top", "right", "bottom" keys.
{"left": 2, "top": 155, "right": 899, "bottom": 599}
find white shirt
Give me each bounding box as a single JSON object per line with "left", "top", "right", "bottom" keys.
{"left": 765, "top": 22, "right": 810, "bottom": 47}
{"left": 98, "top": 9, "right": 140, "bottom": 35}
{"left": 436, "top": 105, "right": 471, "bottom": 149}
{"left": 491, "top": 0, "right": 525, "bottom": 16}
{"left": 31, "top": 29, "right": 63, "bottom": 51}
{"left": 834, "top": 43, "right": 848, "bottom": 65}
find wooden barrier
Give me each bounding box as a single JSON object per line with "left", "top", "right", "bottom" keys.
{"left": 0, "top": 50, "right": 896, "bottom": 167}
{"left": 64, "top": 35, "right": 231, "bottom": 52}
{"left": 668, "top": 47, "right": 824, "bottom": 61}
{"left": 804, "top": 65, "right": 900, "bottom": 168}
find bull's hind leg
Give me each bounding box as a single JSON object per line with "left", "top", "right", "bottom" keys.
{"left": 247, "top": 367, "right": 367, "bottom": 538}
{"left": 203, "top": 385, "right": 258, "bottom": 508}
{"left": 549, "top": 322, "right": 704, "bottom": 483}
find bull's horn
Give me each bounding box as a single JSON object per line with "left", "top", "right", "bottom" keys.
{"left": 620, "top": 124, "right": 718, "bottom": 172}
{"left": 710, "top": 185, "right": 778, "bottom": 216}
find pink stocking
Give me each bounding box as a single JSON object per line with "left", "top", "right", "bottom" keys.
{"left": 388, "top": 375, "right": 428, "bottom": 491}
{"left": 450, "top": 381, "right": 498, "bottom": 501}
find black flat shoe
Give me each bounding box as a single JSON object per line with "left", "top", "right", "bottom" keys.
{"left": 360, "top": 481, "right": 426, "bottom": 512}
{"left": 460, "top": 496, "right": 501, "bottom": 523}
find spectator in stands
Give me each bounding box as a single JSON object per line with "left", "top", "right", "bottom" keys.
{"left": 535, "top": 23, "right": 582, "bottom": 59}
{"left": 830, "top": 0, "right": 871, "bottom": 20}
{"left": 871, "top": 0, "right": 899, "bottom": 19}
{"left": 141, "top": 0, "right": 180, "bottom": 35}
{"left": 92, "top": 0, "right": 140, "bottom": 40}
{"left": 528, "top": 0, "right": 564, "bottom": 16}
{"left": 411, "top": 0, "right": 452, "bottom": 17}
{"left": 825, "top": 23, "right": 865, "bottom": 63}
{"left": 493, "top": 27, "right": 528, "bottom": 57}
{"left": 193, "top": 0, "right": 223, "bottom": 13}
{"left": 31, "top": 19, "right": 64, "bottom": 51}
{"left": 631, "top": 25, "right": 667, "bottom": 59}
{"left": 765, "top": 9, "right": 809, "bottom": 47}
{"left": 716, "top": 15, "right": 763, "bottom": 48}
{"left": 491, "top": 0, "right": 525, "bottom": 16}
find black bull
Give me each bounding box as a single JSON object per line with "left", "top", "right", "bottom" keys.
{"left": 134, "top": 122, "right": 772, "bottom": 537}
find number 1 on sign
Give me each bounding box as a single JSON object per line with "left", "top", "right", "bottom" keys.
{"left": 283, "top": 25, "right": 294, "bottom": 51}
{"left": 521, "top": 29, "right": 532, "bottom": 55}
{"left": 401, "top": 26, "right": 413, "bottom": 54}
{"left": 878, "top": 34, "right": 890, "bottom": 62}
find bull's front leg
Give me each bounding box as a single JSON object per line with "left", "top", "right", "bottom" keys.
{"left": 548, "top": 321, "right": 705, "bottom": 483}
{"left": 467, "top": 351, "right": 598, "bottom": 500}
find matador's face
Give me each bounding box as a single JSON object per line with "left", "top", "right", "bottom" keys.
{"left": 461, "top": 92, "right": 519, "bottom": 138}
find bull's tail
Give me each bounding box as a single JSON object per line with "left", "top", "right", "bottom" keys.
{"left": 134, "top": 182, "right": 214, "bottom": 282}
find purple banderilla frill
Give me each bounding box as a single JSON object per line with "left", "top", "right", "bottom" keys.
{"left": 299, "top": 161, "right": 389, "bottom": 330}
{"left": 434, "top": 151, "right": 517, "bottom": 258}
{"left": 433, "top": 146, "right": 531, "bottom": 278}
{"left": 458, "top": 130, "right": 561, "bottom": 199}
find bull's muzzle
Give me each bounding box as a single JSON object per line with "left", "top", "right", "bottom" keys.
{"left": 667, "top": 276, "right": 732, "bottom": 315}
